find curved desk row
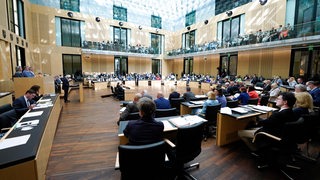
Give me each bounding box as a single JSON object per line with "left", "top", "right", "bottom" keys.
{"left": 0, "top": 95, "right": 62, "bottom": 180}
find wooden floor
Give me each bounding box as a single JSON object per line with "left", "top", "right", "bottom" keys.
{"left": 46, "top": 85, "right": 320, "bottom": 180}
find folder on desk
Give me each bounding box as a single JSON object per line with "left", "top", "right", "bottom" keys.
{"left": 189, "top": 100, "right": 205, "bottom": 105}
{"left": 168, "top": 117, "right": 190, "bottom": 127}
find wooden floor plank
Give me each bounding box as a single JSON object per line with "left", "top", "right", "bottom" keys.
{"left": 46, "top": 85, "right": 320, "bottom": 180}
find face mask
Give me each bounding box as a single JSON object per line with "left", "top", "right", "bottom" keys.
{"left": 307, "top": 86, "right": 311, "bottom": 91}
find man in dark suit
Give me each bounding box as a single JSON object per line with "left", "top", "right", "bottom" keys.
{"left": 182, "top": 87, "right": 195, "bottom": 102}
{"left": 307, "top": 81, "right": 320, "bottom": 107}
{"left": 154, "top": 91, "right": 171, "bottom": 109}
{"left": 118, "top": 93, "right": 142, "bottom": 125}
{"left": 238, "top": 92, "right": 297, "bottom": 151}
{"left": 12, "top": 89, "right": 37, "bottom": 118}
{"left": 168, "top": 86, "right": 180, "bottom": 100}
{"left": 123, "top": 97, "right": 164, "bottom": 145}
{"left": 61, "top": 75, "right": 70, "bottom": 103}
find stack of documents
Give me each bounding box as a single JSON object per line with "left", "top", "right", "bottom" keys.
{"left": 190, "top": 101, "right": 205, "bottom": 105}
{"left": 169, "top": 115, "right": 206, "bottom": 127}
{"left": 231, "top": 107, "right": 249, "bottom": 114}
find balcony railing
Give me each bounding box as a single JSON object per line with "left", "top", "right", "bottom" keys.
{"left": 82, "top": 41, "right": 161, "bottom": 55}
{"left": 166, "top": 21, "right": 320, "bottom": 56}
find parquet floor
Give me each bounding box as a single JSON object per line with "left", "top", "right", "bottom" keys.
{"left": 46, "top": 85, "right": 320, "bottom": 180}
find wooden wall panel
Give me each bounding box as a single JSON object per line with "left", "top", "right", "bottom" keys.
{"left": 0, "top": 40, "right": 12, "bottom": 81}
{"left": 272, "top": 47, "right": 291, "bottom": 78}
{"left": 238, "top": 51, "right": 250, "bottom": 77}
{"left": 39, "top": 14, "right": 49, "bottom": 45}
{"left": 248, "top": 50, "right": 261, "bottom": 75}
{"left": 260, "top": 49, "right": 273, "bottom": 77}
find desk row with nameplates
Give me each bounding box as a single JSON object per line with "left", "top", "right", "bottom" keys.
{"left": 118, "top": 115, "right": 207, "bottom": 145}
{"left": 0, "top": 95, "right": 62, "bottom": 180}
{"left": 179, "top": 100, "right": 277, "bottom": 147}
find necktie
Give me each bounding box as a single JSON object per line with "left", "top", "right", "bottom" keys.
{"left": 26, "top": 100, "right": 30, "bottom": 107}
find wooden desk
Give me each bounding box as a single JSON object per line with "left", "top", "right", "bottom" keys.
{"left": 117, "top": 115, "right": 207, "bottom": 145}
{"left": 280, "top": 85, "right": 295, "bottom": 92}
{"left": 216, "top": 105, "right": 277, "bottom": 147}
{"left": 189, "top": 81, "right": 200, "bottom": 88}
{"left": 180, "top": 102, "right": 203, "bottom": 115}
{"left": 92, "top": 81, "right": 109, "bottom": 90}
{"left": 0, "top": 95, "right": 62, "bottom": 180}
{"left": 138, "top": 80, "right": 149, "bottom": 87}
{"left": 118, "top": 117, "right": 178, "bottom": 145}
{"left": 177, "top": 81, "right": 187, "bottom": 87}
{"left": 201, "top": 83, "right": 211, "bottom": 91}
{"left": 151, "top": 80, "right": 161, "bottom": 87}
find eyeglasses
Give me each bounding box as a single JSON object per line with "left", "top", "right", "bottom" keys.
{"left": 276, "top": 97, "right": 283, "bottom": 101}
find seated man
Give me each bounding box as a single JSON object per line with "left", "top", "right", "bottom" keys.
{"left": 238, "top": 92, "right": 297, "bottom": 151}
{"left": 123, "top": 97, "right": 164, "bottom": 145}
{"left": 13, "top": 89, "right": 37, "bottom": 118}
{"left": 118, "top": 93, "right": 142, "bottom": 125}
{"left": 141, "top": 90, "right": 153, "bottom": 100}
{"left": 182, "top": 87, "right": 195, "bottom": 102}
{"left": 154, "top": 91, "right": 171, "bottom": 109}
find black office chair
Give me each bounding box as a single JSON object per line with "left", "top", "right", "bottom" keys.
{"left": 118, "top": 140, "right": 167, "bottom": 180}
{"left": 166, "top": 121, "right": 205, "bottom": 180}
{"left": 0, "top": 104, "right": 12, "bottom": 114}
{"left": 259, "top": 95, "right": 269, "bottom": 106}
{"left": 248, "top": 98, "right": 259, "bottom": 105}
{"left": 226, "top": 100, "right": 238, "bottom": 108}
{"left": 110, "top": 86, "right": 116, "bottom": 97}
{"left": 0, "top": 109, "right": 17, "bottom": 130}
{"left": 155, "top": 108, "right": 177, "bottom": 118}
{"left": 203, "top": 104, "right": 221, "bottom": 140}
{"left": 125, "top": 112, "right": 140, "bottom": 120}
{"left": 252, "top": 117, "right": 316, "bottom": 179}
{"left": 170, "top": 97, "right": 185, "bottom": 114}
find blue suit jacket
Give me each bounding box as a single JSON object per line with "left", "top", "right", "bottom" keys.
{"left": 13, "top": 96, "right": 35, "bottom": 118}
{"left": 123, "top": 117, "right": 164, "bottom": 145}
{"left": 154, "top": 97, "right": 171, "bottom": 109}
{"left": 310, "top": 87, "right": 320, "bottom": 107}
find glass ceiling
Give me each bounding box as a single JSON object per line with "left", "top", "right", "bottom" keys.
{"left": 111, "top": 0, "right": 213, "bottom": 20}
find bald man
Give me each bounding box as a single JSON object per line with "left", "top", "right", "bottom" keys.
{"left": 118, "top": 93, "right": 142, "bottom": 125}
{"left": 154, "top": 91, "right": 171, "bottom": 109}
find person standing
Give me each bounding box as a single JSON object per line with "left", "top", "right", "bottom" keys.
{"left": 61, "top": 75, "right": 70, "bottom": 103}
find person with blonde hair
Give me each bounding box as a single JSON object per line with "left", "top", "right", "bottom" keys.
{"left": 293, "top": 92, "right": 313, "bottom": 117}
{"left": 195, "top": 91, "right": 219, "bottom": 115}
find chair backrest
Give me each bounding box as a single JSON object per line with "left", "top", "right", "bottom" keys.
{"left": 118, "top": 140, "right": 166, "bottom": 180}
{"left": 175, "top": 121, "right": 205, "bottom": 164}
{"left": 248, "top": 98, "right": 259, "bottom": 105}
{"left": 282, "top": 117, "right": 306, "bottom": 146}
{"left": 155, "top": 108, "right": 177, "bottom": 118}
{"left": 170, "top": 97, "right": 185, "bottom": 113}
{"left": 125, "top": 112, "right": 140, "bottom": 121}
{"left": 205, "top": 104, "right": 221, "bottom": 125}
{"left": 0, "top": 104, "right": 12, "bottom": 114}
{"left": 227, "top": 100, "right": 238, "bottom": 108}
{"left": 259, "top": 95, "right": 269, "bottom": 106}
{"left": 110, "top": 86, "right": 115, "bottom": 94}
{"left": 0, "top": 109, "right": 17, "bottom": 129}
{"left": 190, "top": 97, "right": 208, "bottom": 101}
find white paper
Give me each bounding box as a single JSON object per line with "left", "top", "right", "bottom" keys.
{"left": 231, "top": 107, "right": 249, "bottom": 114}
{"left": 169, "top": 117, "right": 190, "bottom": 127}
{"left": 190, "top": 101, "right": 205, "bottom": 105}
{"left": 37, "top": 99, "right": 51, "bottom": 102}
{"left": 162, "top": 120, "right": 177, "bottom": 131}
{"left": 119, "top": 107, "right": 126, "bottom": 113}
{"left": 23, "top": 111, "right": 43, "bottom": 118}
{"left": 220, "top": 107, "right": 232, "bottom": 115}
{"left": 195, "top": 95, "right": 207, "bottom": 98}
{"left": 16, "top": 120, "right": 39, "bottom": 128}
{"left": 184, "top": 115, "right": 207, "bottom": 125}
{"left": 0, "top": 134, "right": 31, "bottom": 150}
{"left": 249, "top": 105, "right": 277, "bottom": 112}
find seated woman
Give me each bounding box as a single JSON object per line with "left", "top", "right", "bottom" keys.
{"left": 293, "top": 92, "right": 313, "bottom": 117}
{"left": 248, "top": 86, "right": 259, "bottom": 99}
{"left": 194, "top": 91, "right": 219, "bottom": 115}
{"left": 268, "top": 83, "right": 281, "bottom": 102}
{"left": 233, "top": 87, "right": 250, "bottom": 105}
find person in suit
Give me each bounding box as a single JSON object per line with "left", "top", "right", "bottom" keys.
{"left": 154, "top": 91, "right": 171, "bottom": 109}
{"left": 182, "top": 87, "right": 195, "bottom": 102}
{"left": 118, "top": 93, "right": 142, "bottom": 125}
{"left": 238, "top": 92, "right": 297, "bottom": 151}
{"left": 13, "top": 66, "right": 23, "bottom": 77}
{"left": 30, "top": 85, "right": 43, "bottom": 101}
{"left": 61, "top": 75, "right": 70, "bottom": 103}
{"left": 168, "top": 85, "right": 180, "bottom": 100}
{"left": 12, "top": 89, "right": 37, "bottom": 118}
{"left": 214, "top": 88, "right": 227, "bottom": 108}
{"left": 123, "top": 97, "right": 164, "bottom": 145}
{"left": 306, "top": 81, "right": 320, "bottom": 107}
